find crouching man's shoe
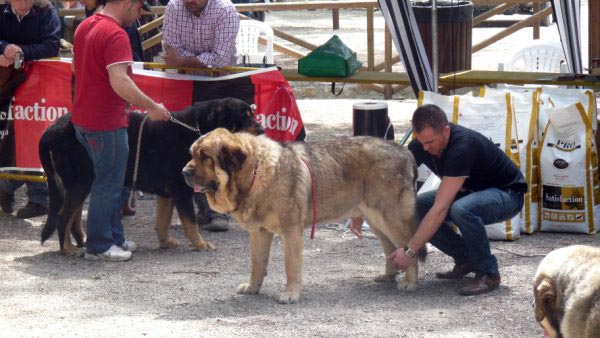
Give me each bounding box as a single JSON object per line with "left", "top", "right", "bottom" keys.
{"left": 436, "top": 263, "right": 475, "bottom": 279}
{"left": 16, "top": 202, "right": 48, "bottom": 219}
{"left": 458, "top": 273, "right": 501, "bottom": 296}
{"left": 0, "top": 190, "right": 14, "bottom": 214}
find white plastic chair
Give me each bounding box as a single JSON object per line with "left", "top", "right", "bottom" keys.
{"left": 236, "top": 20, "right": 274, "bottom": 64}
{"left": 499, "top": 40, "right": 567, "bottom": 73}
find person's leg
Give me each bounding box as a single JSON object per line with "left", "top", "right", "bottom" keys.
{"left": 23, "top": 181, "right": 48, "bottom": 208}
{"left": 196, "top": 193, "right": 229, "bottom": 232}
{"left": 108, "top": 128, "right": 129, "bottom": 247}
{"left": 74, "top": 126, "right": 127, "bottom": 255}
{"left": 448, "top": 188, "right": 523, "bottom": 276}
{"left": 0, "top": 179, "right": 24, "bottom": 213}
{"left": 418, "top": 190, "right": 470, "bottom": 265}
{"left": 14, "top": 181, "right": 49, "bottom": 218}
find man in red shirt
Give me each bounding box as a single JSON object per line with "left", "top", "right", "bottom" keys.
{"left": 72, "top": 0, "right": 170, "bottom": 261}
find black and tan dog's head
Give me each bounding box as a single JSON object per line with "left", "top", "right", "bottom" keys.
{"left": 192, "top": 98, "right": 264, "bottom": 136}
{"left": 182, "top": 128, "right": 255, "bottom": 213}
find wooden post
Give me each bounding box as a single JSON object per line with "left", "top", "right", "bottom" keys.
{"left": 590, "top": 0, "right": 600, "bottom": 72}
{"left": 332, "top": 9, "right": 340, "bottom": 30}
{"left": 367, "top": 6, "right": 374, "bottom": 71}
{"left": 532, "top": 2, "right": 540, "bottom": 39}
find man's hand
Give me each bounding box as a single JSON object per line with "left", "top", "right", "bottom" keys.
{"left": 3, "top": 44, "right": 22, "bottom": 59}
{"left": 146, "top": 102, "right": 171, "bottom": 122}
{"left": 0, "top": 55, "right": 13, "bottom": 67}
{"left": 162, "top": 47, "right": 183, "bottom": 67}
{"left": 387, "top": 247, "right": 416, "bottom": 271}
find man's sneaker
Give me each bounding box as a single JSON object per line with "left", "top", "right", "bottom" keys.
{"left": 84, "top": 245, "right": 132, "bottom": 262}
{"left": 0, "top": 190, "right": 14, "bottom": 214}
{"left": 16, "top": 202, "right": 48, "bottom": 219}
{"left": 201, "top": 215, "right": 230, "bottom": 232}
{"left": 119, "top": 240, "right": 138, "bottom": 252}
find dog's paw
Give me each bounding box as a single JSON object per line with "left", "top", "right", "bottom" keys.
{"left": 159, "top": 237, "right": 180, "bottom": 249}
{"left": 191, "top": 241, "right": 215, "bottom": 251}
{"left": 373, "top": 273, "right": 397, "bottom": 283}
{"left": 60, "top": 247, "right": 85, "bottom": 257}
{"left": 397, "top": 279, "right": 417, "bottom": 292}
{"left": 277, "top": 291, "right": 300, "bottom": 304}
{"left": 236, "top": 283, "right": 260, "bottom": 295}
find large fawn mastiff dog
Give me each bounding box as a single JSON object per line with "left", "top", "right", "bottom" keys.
{"left": 183, "top": 128, "right": 420, "bottom": 304}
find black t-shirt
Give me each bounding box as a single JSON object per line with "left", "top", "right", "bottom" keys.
{"left": 409, "top": 124, "right": 527, "bottom": 193}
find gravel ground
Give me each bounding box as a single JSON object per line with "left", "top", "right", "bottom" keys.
{"left": 2, "top": 4, "right": 599, "bottom": 337}
{"left": 1, "top": 103, "right": 599, "bottom": 337}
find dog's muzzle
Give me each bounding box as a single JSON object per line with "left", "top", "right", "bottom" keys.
{"left": 182, "top": 168, "right": 218, "bottom": 193}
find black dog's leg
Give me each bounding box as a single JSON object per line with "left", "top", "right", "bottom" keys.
{"left": 173, "top": 190, "right": 214, "bottom": 251}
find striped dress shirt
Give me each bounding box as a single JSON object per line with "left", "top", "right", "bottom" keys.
{"left": 163, "top": 0, "right": 239, "bottom": 67}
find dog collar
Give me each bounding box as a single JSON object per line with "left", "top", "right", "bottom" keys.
{"left": 247, "top": 162, "right": 259, "bottom": 193}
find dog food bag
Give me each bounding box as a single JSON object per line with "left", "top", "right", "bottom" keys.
{"left": 479, "top": 87, "right": 542, "bottom": 234}
{"left": 455, "top": 93, "right": 521, "bottom": 241}
{"left": 417, "top": 91, "right": 458, "bottom": 123}
{"left": 539, "top": 103, "right": 600, "bottom": 233}
{"left": 541, "top": 87, "right": 597, "bottom": 131}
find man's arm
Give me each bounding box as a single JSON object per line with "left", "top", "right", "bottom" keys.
{"left": 195, "top": 8, "right": 239, "bottom": 67}
{"left": 163, "top": 46, "right": 205, "bottom": 68}
{"left": 388, "top": 176, "right": 466, "bottom": 271}
{"left": 20, "top": 6, "right": 61, "bottom": 61}
{"left": 107, "top": 63, "right": 170, "bottom": 121}
{"left": 161, "top": 2, "right": 205, "bottom": 67}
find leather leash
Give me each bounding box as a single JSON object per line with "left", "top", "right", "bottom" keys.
{"left": 127, "top": 115, "right": 148, "bottom": 210}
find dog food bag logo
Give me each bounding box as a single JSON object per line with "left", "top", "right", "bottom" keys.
{"left": 10, "top": 61, "right": 73, "bottom": 168}
{"left": 542, "top": 185, "right": 586, "bottom": 223}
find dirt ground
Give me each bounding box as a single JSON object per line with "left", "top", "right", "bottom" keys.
{"left": 2, "top": 4, "right": 600, "bottom": 337}
{"left": 2, "top": 102, "right": 599, "bottom": 337}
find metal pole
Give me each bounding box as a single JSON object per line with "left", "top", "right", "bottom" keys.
{"left": 431, "top": 0, "right": 438, "bottom": 92}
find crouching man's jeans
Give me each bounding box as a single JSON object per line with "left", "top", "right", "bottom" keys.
{"left": 74, "top": 125, "right": 128, "bottom": 254}
{"left": 417, "top": 188, "right": 524, "bottom": 276}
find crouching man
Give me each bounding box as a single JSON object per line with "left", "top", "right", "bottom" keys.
{"left": 361, "top": 104, "right": 526, "bottom": 295}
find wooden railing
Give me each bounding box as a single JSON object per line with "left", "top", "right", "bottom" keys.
{"left": 58, "top": 0, "right": 554, "bottom": 98}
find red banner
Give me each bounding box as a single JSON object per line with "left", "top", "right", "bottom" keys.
{"left": 2, "top": 60, "right": 304, "bottom": 170}
{"left": 12, "top": 61, "right": 72, "bottom": 169}
{"left": 251, "top": 70, "right": 304, "bottom": 142}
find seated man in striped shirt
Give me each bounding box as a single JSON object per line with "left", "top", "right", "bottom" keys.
{"left": 162, "top": 0, "right": 240, "bottom": 231}
{"left": 162, "top": 0, "right": 239, "bottom": 68}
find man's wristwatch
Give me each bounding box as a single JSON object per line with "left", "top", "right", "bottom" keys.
{"left": 403, "top": 245, "right": 416, "bottom": 258}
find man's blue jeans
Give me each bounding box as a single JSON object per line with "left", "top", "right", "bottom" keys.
{"left": 417, "top": 188, "right": 524, "bottom": 276}
{"left": 74, "top": 126, "right": 128, "bottom": 254}
{"left": 0, "top": 180, "right": 48, "bottom": 207}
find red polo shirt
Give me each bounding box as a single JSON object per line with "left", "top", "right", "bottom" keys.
{"left": 72, "top": 13, "right": 132, "bottom": 131}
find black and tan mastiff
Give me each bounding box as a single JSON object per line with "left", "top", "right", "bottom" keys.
{"left": 533, "top": 245, "right": 600, "bottom": 338}
{"left": 182, "top": 128, "right": 420, "bottom": 304}
{"left": 39, "top": 98, "right": 263, "bottom": 256}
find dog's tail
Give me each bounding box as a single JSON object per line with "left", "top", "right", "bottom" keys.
{"left": 39, "top": 133, "right": 62, "bottom": 245}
